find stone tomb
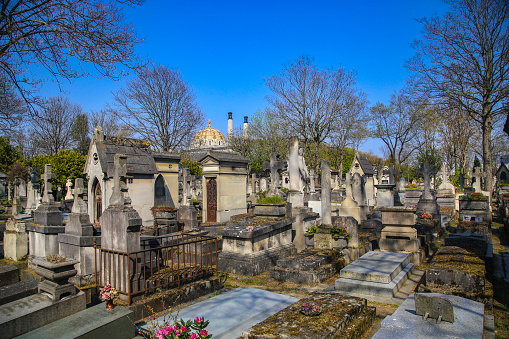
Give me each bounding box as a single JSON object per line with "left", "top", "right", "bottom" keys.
{"left": 372, "top": 293, "right": 484, "bottom": 339}
{"left": 218, "top": 217, "right": 296, "bottom": 276}
{"left": 244, "top": 293, "right": 375, "bottom": 339}
{"left": 379, "top": 207, "right": 426, "bottom": 265}
{"left": 27, "top": 164, "right": 65, "bottom": 257}
{"left": 3, "top": 220, "right": 28, "bottom": 261}
{"left": 335, "top": 251, "right": 414, "bottom": 298}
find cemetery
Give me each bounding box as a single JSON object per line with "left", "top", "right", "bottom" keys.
{"left": 0, "top": 1, "right": 508, "bottom": 335}
{"left": 1, "top": 127, "right": 508, "bottom": 339}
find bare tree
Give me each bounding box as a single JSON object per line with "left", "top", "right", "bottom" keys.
{"left": 89, "top": 109, "right": 133, "bottom": 138}
{"left": 264, "top": 56, "right": 358, "bottom": 170}
{"left": 0, "top": 0, "right": 144, "bottom": 106}
{"left": 32, "top": 96, "right": 82, "bottom": 155}
{"left": 111, "top": 65, "right": 204, "bottom": 152}
{"left": 330, "top": 92, "right": 370, "bottom": 174}
{"left": 407, "top": 0, "right": 509, "bottom": 192}
{"left": 370, "top": 92, "right": 425, "bottom": 167}
{"left": 0, "top": 75, "right": 27, "bottom": 135}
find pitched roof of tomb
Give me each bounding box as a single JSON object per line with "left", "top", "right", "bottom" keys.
{"left": 351, "top": 153, "right": 374, "bottom": 175}
{"left": 87, "top": 126, "right": 158, "bottom": 175}
{"left": 198, "top": 150, "right": 249, "bottom": 164}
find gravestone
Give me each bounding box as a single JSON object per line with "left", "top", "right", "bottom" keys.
{"left": 414, "top": 293, "right": 454, "bottom": 323}
{"left": 58, "top": 178, "right": 100, "bottom": 281}
{"left": 262, "top": 153, "right": 286, "bottom": 197}
{"left": 314, "top": 159, "right": 334, "bottom": 249}
{"left": 3, "top": 220, "right": 28, "bottom": 261}
{"left": 471, "top": 166, "right": 487, "bottom": 194}
{"left": 177, "top": 167, "right": 198, "bottom": 230}
{"left": 287, "top": 137, "right": 304, "bottom": 207}
{"left": 416, "top": 161, "right": 440, "bottom": 218}
{"left": 25, "top": 168, "right": 41, "bottom": 213}
{"left": 352, "top": 173, "right": 368, "bottom": 220}
{"left": 307, "top": 169, "right": 320, "bottom": 201}
{"left": 64, "top": 179, "right": 73, "bottom": 200}
{"left": 100, "top": 154, "right": 142, "bottom": 293}
{"left": 27, "top": 164, "right": 65, "bottom": 257}
{"left": 337, "top": 173, "right": 362, "bottom": 223}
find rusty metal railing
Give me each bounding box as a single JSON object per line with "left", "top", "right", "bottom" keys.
{"left": 94, "top": 234, "right": 218, "bottom": 304}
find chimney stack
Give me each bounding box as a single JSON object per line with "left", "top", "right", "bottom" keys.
{"left": 227, "top": 112, "right": 233, "bottom": 139}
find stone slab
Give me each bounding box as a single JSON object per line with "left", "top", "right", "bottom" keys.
{"left": 0, "top": 279, "right": 38, "bottom": 305}
{"left": 0, "top": 292, "right": 86, "bottom": 338}
{"left": 17, "top": 302, "right": 134, "bottom": 339}
{"left": 335, "top": 261, "right": 414, "bottom": 298}
{"left": 0, "top": 264, "right": 19, "bottom": 287}
{"left": 339, "top": 251, "right": 410, "bottom": 283}
{"left": 372, "top": 293, "right": 484, "bottom": 339}
{"left": 143, "top": 287, "right": 299, "bottom": 339}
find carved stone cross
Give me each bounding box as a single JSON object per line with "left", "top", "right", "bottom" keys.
{"left": 262, "top": 153, "right": 287, "bottom": 194}
{"left": 471, "top": 166, "right": 486, "bottom": 192}
{"left": 383, "top": 163, "right": 401, "bottom": 185}
{"left": 309, "top": 169, "right": 316, "bottom": 193}
{"left": 417, "top": 161, "right": 438, "bottom": 199}
{"left": 109, "top": 154, "right": 131, "bottom": 206}
{"left": 71, "top": 178, "right": 88, "bottom": 214}
{"left": 345, "top": 172, "right": 354, "bottom": 200}
{"left": 42, "top": 164, "right": 55, "bottom": 204}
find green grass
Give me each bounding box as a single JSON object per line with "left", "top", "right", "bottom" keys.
{"left": 257, "top": 196, "right": 286, "bottom": 204}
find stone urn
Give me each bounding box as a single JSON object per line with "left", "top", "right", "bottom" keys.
{"left": 32, "top": 257, "right": 79, "bottom": 301}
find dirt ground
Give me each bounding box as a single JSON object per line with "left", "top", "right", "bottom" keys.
{"left": 490, "top": 223, "right": 509, "bottom": 339}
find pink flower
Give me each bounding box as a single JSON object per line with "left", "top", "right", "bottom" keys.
{"left": 195, "top": 317, "right": 203, "bottom": 323}
{"left": 180, "top": 326, "right": 187, "bottom": 332}
{"left": 200, "top": 329, "right": 208, "bottom": 337}
{"left": 191, "top": 334, "right": 198, "bottom": 339}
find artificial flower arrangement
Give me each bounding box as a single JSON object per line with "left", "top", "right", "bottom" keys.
{"left": 99, "top": 284, "right": 119, "bottom": 301}
{"left": 330, "top": 225, "right": 349, "bottom": 239}
{"left": 300, "top": 302, "right": 323, "bottom": 316}
{"left": 419, "top": 212, "right": 432, "bottom": 219}
{"left": 155, "top": 317, "right": 212, "bottom": 339}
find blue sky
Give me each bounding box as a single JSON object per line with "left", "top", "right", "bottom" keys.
{"left": 38, "top": 0, "right": 450, "bottom": 156}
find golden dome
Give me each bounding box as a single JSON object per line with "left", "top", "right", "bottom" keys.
{"left": 192, "top": 120, "right": 226, "bottom": 148}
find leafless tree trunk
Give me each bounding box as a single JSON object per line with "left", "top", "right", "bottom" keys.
{"left": 407, "top": 0, "right": 509, "bottom": 193}
{"left": 111, "top": 65, "right": 204, "bottom": 152}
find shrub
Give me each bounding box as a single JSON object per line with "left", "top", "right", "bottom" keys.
{"left": 257, "top": 195, "right": 285, "bottom": 204}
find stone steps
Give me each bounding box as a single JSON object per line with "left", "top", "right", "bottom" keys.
{"left": 334, "top": 251, "right": 415, "bottom": 298}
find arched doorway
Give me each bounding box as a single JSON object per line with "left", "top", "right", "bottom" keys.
{"left": 154, "top": 175, "right": 166, "bottom": 206}
{"left": 501, "top": 171, "right": 507, "bottom": 183}
{"left": 93, "top": 179, "right": 102, "bottom": 223}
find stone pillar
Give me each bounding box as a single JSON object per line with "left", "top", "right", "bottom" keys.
{"left": 321, "top": 159, "right": 331, "bottom": 225}
{"left": 288, "top": 136, "right": 304, "bottom": 207}
{"left": 58, "top": 178, "right": 99, "bottom": 280}
{"left": 177, "top": 167, "right": 198, "bottom": 230}
{"left": 4, "top": 220, "right": 28, "bottom": 261}
{"left": 100, "top": 154, "right": 142, "bottom": 294}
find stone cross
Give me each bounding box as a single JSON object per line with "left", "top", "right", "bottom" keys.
{"left": 250, "top": 173, "right": 257, "bottom": 195}
{"left": 71, "top": 178, "right": 88, "bottom": 214}
{"left": 109, "top": 154, "right": 131, "bottom": 206}
{"left": 262, "top": 152, "right": 287, "bottom": 195}
{"left": 417, "top": 161, "right": 438, "bottom": 199}
{"left": 383, "top": 163, "right": 401, "bottom": 185}
{"left": 345, "top": 172, "right": 354, "bottom": 201}
{"left": 64, "top": 179, "right": 73, "bottom": 200}
{"left": 309, "top": 169, "right": 316, "bottom": 193}
{"left": 41, "top": 164, "right": 55, "bottom": 204}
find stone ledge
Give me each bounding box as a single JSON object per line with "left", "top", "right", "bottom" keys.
{"left": 26, "top": 223, "right": 65, "bottom": 234}
{"left": 220, "top": 218, "right": 295, "bottom": 239}
{"left": 0, "top": 264, "right": 19, "bottom": 287}
{"left": 218, "top": 244, "right": 296, "bottom": 276}
{"left": 58, "top": 233, "right": 101, "bottom": 247}
{"left": 0, "top": 280, "right": 38, "bottom": 306}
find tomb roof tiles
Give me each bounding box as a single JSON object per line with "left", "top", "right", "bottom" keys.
{"left": 198, "top": 150, "right": 249, "bottom": 164}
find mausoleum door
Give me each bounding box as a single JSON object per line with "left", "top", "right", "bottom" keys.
{"left": 154, "top": 175, "right": 166, "bottom": 206}
{"left": 94, "top": 182, "right": 102, "bottom": 222}
{"left": 207, "top": 178, "right": 217, "bottom": 222}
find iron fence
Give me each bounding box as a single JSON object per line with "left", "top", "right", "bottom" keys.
{"left": 94, "top": 234, "right": 219, "bottom": 304}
